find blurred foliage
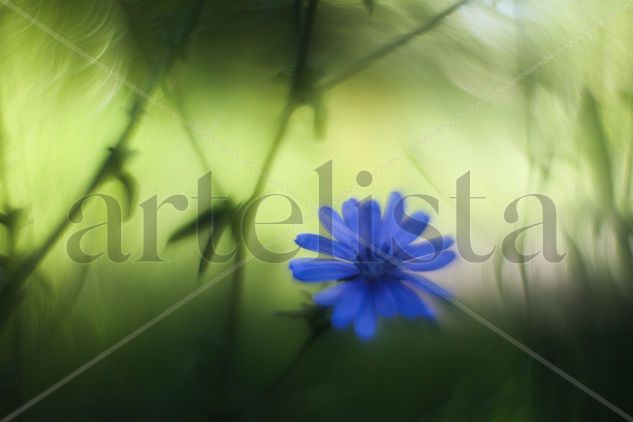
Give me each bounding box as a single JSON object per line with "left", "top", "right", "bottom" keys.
{"left": 0, "top": 0, "right": 632, "bottom": 420}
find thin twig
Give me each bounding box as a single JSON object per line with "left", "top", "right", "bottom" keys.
{"left": 318, "top": 0, "right": 469, "bottom": 89}
{"left": 4, "top": 0, "right": 206, "bottom": 293}
{"left": 220, "top": 0, "right": 322, "bottom": 389}
{"left": 514, "top": 0, "right": 535, "bottom": 316}
{"left": 246, "top": 323, "right": 329, "bottom": 409}
{"left": 115, "top": 0, "right": 224, "bottom": 191}
{"left": 0, "top": 100, "right": 10, "bottom": 209}
{"left": 249, "top": 0, "right": 321, "bottom": 201}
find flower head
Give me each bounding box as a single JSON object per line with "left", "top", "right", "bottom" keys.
{"left": 289, "top": 192, "right": 456, "bottom": 340}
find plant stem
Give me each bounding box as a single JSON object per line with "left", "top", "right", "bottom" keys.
{"left": 0, "top": 104, "right": 10, "bottom": 209}
{"left": 116, "top": 0, "right": 224, "bottom": 192}
{"left": 4, "top": 0, "right": 206, "bottom": 293}
{"left": 171, "top": 90, "right": 212, "bottom": 172}
{"left": 512, "top": 0, "right": 535, "bottom": 318}
{"left": 249, "top": 105, "right": 294, "bottom": 201}
{"left": 220, "top": 0, "right": 321, "bottom": 386}
{"left": 249, "top": 0, "right": 320, "bottom": 201}
{"left": 622, "top": 97, "right": 633, "bottom": 209}
{"left": 0, "top": 88, "right": 25, "bottom": 410}
{"left": 318, "top": 0, "right": 469, "bottom": 89}
{"left": 247, "top": 323, "right": 329, "bottom": 408}
{"left": 6, "top": 90, "right": 146, "bottom": 290}
{"left": 217, "top": 238, "right": 245, "bottom": 387}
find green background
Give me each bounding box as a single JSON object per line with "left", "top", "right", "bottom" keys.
{"left": 1, "top": 0, "right": 633, "bottom": 420}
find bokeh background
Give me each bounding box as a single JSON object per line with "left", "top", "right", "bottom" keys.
{"left": 1, "top": 0, "right": 633, "bottom": 420}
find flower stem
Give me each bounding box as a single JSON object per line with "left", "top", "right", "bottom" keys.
{"left": 248, "top": 323, "right": 329, "bottom": 408}
{"left": 249, "top": 0, "right": 320, "bottom": 201}
{"left": 220, "top": 0, "right": 321, "bottom": 385}
{"left": 248, "top": 105, "right": 295, "bottom": 202}
{"left": 217, "top": 237, "right": 245, "bottom": 386}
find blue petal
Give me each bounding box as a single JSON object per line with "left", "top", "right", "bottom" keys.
{"left": 403, "top": 250, "right": 456, "bottom": 272}
{"left": 395, "top": 236, "right": 454, "bottom": 261}
{"left": 372, "top": 281, "right": 397, "bottom": 317}
{"left": 313, "top": 282, "right": 356, "bottom": 306}
{"left": 354, "top": 297, "right": 377, "bottom": 340}
{"left": 392, "top": 211, "right": 430, "bottom": 248}
{"left": 341, "top": 199, "right": 360, "bottom": 253}
{"left": 319, "top": 207, "right": 357, "bottom": 248}
{"left": 395, "top": 271, "right": 452, "bottom": 299}
{"left": 380, "top": 192, "right": 403, "bottom": 249}
{"left": 295, "top": 234, "right": 355, "bottom": 260}
{"left": 341, "top": 199, "right": 360, "bottom": 231}
{"left": 331, "top": 282, "right": 367, "bottom": 328}
{"left": 289, "top": 258, "right": 359, "bottom": 282}
{"left": 386, "top": 282, "right": 435, "bottom": 319}
{"left": 358, "top": 199, "right": 381, "bottom": 247}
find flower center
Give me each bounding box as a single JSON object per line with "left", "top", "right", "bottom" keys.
{"left": 355, "top": 251, "right": 395, "bottom": 280}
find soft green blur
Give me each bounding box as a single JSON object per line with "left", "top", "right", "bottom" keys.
{"left": 1, "top": 0, "right": 632, "bottom": 420}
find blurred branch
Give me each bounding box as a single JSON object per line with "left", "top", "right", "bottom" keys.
{"left": 0, "top": 88, "right": 19, "bottom": 293}
{"left": 0, "top": 96, "right": 10, "bottom": 209}
{"left": 514, "top": 3, "right": 537, "bottom": 314}
{"left": 318, "top": 0, "right": 469, "bottom": 89}
{"left": 0, "top": 89, "right": 19, "bottom": 262}
{"left": 115, "top": 0, "right": 225, "bottom": 193}
{"left": 622, "top": 94, "right": 633, "bottom": 209}
{"left": 252, "top": 322, "right": 328, "bottom": 404}
{"left": 2, "top": 0, "right": 207, "bottom": 299}
{"left": 217, "top": 0, "right": 323, "bottom": 391}
{"left": 580, "top": 91, "right": 615, "bottom": 207}
{"left": 579, "top": 91, "right": 633, "bottom": 279}
{"left": 170, "top": 90, "right": 212, "bottom": 173}
{"left": 249, "top": 0, "right": 321, "bottom": 200}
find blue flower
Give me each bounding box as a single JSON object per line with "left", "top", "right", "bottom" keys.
{"left": 289, "top": 192, "right": 456, "bottom": 340}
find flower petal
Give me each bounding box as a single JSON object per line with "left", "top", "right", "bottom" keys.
{"left": 289, "top": 258, "right": 359, "bottom": 282}
{"left": 354, "top": 297, "right": 377, "bottom": 340}
{"left": 395, "top": 236, "right": 454, "bottom": 261}
{"left": 341, "top": 199, "right": 360, "bottom": 253}
{"left": 395, "top": 271, "right": 452, "bottom": 299}
{"left": 313, "top": 282, "right": 356, "bottom": 306}
{"left": 403, "top": 250, "right": 457, "bottom": 272}
{"left": 373, "top": 281, "right": 397, "bottom": 317}
{"left": 393, "top": 211, "right": 430, "bottom": 248}
{"left": 331, "top": 282, "right": 367, "bottom": 328}
{"left": 356, "top": 199, "right": 381, "bottom": 248}
{"left": 380, "top": 192, "right": 403, "bottom": 249}
{"left": 319, "top": 206, "right": 356, "bottom": 248}
{"left": 341, "top": 199, "right": 360, "bottom": 231}
{"left": 295, "top": 234, "right": 355, "bottom": 260}
{"left": 387, "top": 282, "right": 435, "bottom": 319}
